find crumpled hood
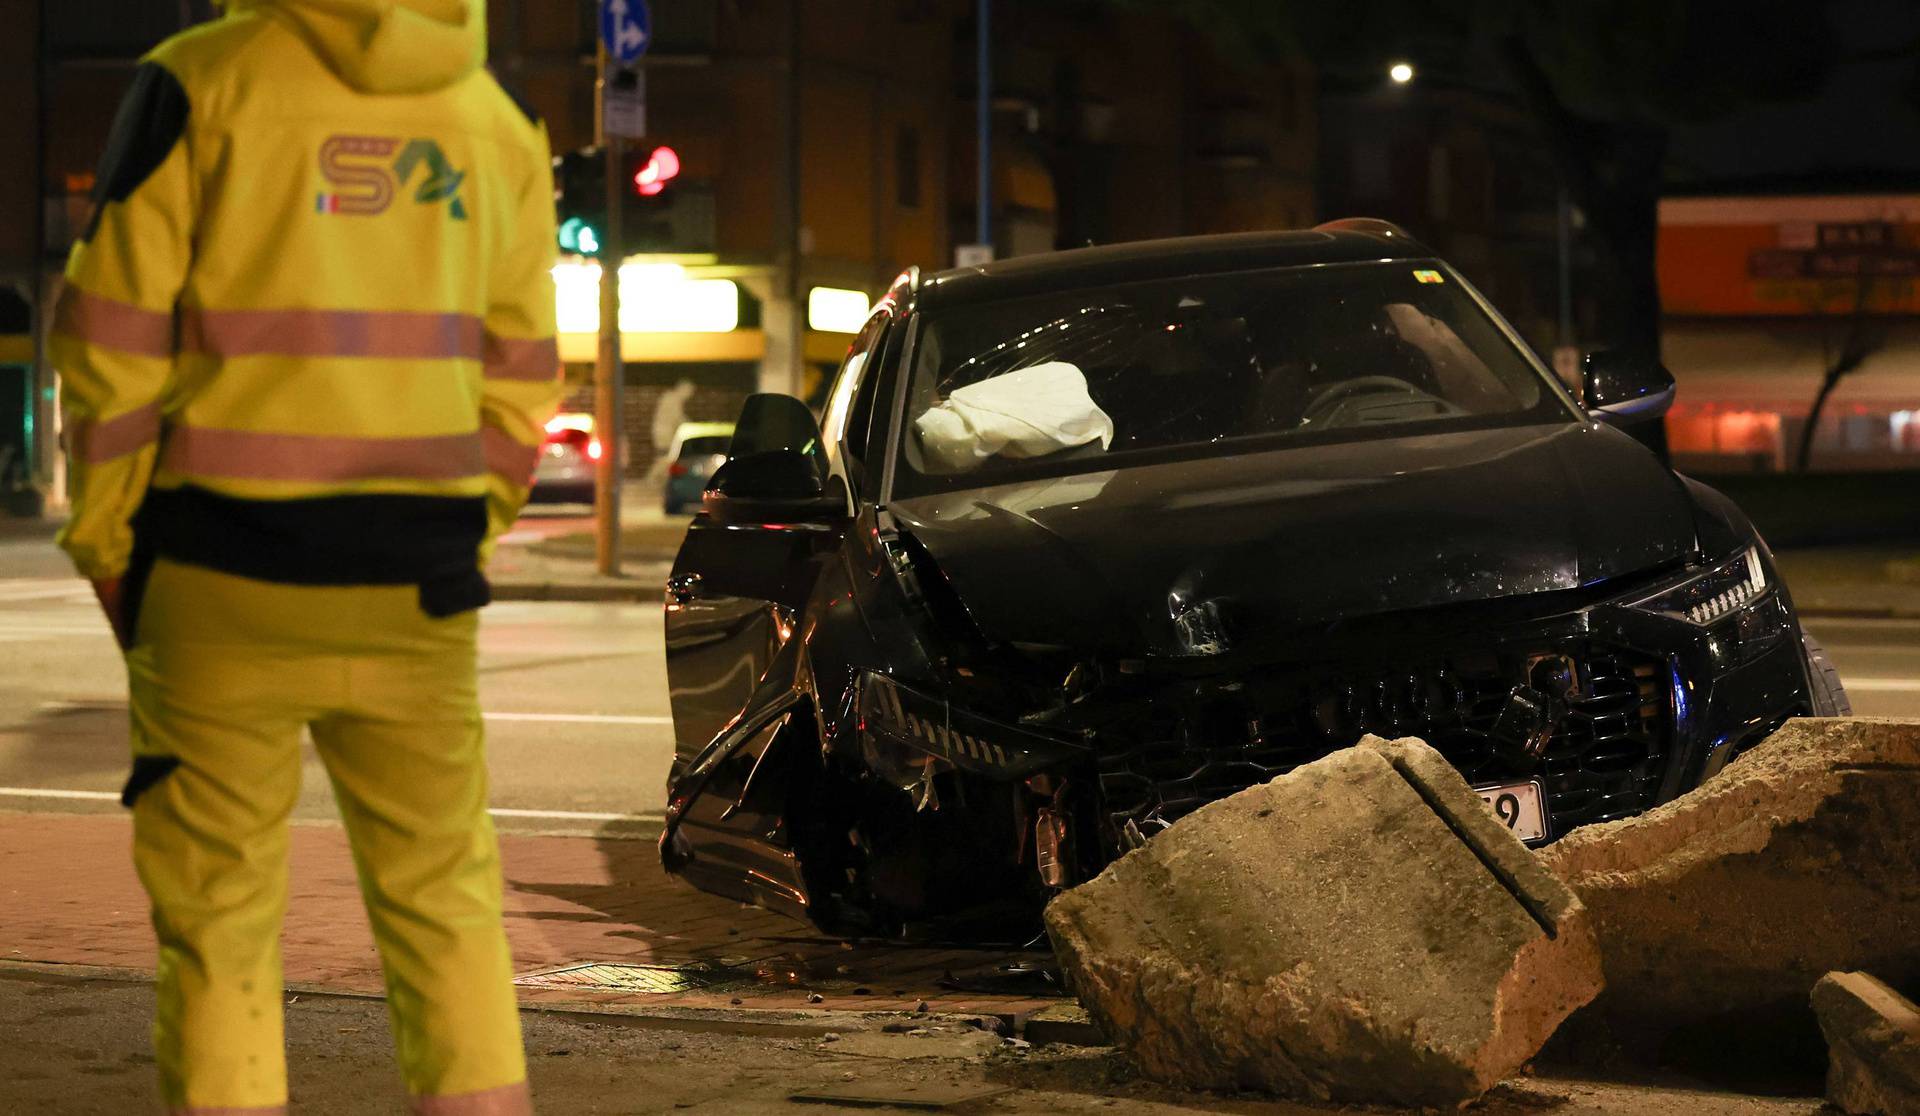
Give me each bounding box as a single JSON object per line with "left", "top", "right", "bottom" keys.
{"left": 232, "top": 0, "right": 484, "bottom": 94}
{"left": 890, "top": 422, "right": 1700, "bottom": 658}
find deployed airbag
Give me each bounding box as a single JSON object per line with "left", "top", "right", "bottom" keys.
{"left": 914, "top": 361, "right": 1115, "bottom": 473}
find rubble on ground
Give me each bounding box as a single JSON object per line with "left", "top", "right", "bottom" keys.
{"left": 1044, "top": 734, "right": 1603, "bottom": 1108}
{"left": 1812, "top": 971, "right": 1920, "bottom": 1116}
{"left": 1542, "top": 718, "right": 1920, "bottom": 1041}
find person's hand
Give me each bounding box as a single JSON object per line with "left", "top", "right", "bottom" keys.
{"left": 90, "top": 576, "right": 132, "bottom": 650}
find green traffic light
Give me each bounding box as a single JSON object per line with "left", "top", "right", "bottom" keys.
{"left": 558, "top": 216, "right": 601, "bottom": 255}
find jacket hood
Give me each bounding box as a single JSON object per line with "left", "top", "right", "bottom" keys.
{"left": 231, "top": 0, "right": 484, "bottom": 94}
{"left": 890, "top": 422, "right": 1700, "bottom": 658}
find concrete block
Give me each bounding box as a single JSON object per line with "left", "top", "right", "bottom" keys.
{"left": 1043, "top": 735, "right": 1603, "bottom": 1107}
{"left": 1813, "top": 972, "right": 1920, "bottom": 1116}
{"left": 1542, "top": 718, "right": 1920, "bottom": 1039}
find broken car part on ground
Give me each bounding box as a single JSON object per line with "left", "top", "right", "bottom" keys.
{"left": 658, "top": 224, "right": 1848, "bottom": 935}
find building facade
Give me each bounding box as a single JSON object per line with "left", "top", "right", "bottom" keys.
{"left": 1659, "top": 193, "right": 1920, "bottom": 473}
{"left": 7, "top": 0, "right": 1320, "bottom": 499}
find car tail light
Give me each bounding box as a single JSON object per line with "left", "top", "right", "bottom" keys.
{"left": 668, "top": 462, "right": 689, "bottom": 477}
{"left": 588, "top": 439, "right": 604, "bottom": 461}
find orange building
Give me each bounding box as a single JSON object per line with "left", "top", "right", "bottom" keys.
{"left": 1659, "top": 194, "right": 1920, "bottom": 472}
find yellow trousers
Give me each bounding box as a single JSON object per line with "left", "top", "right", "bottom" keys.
{"left": 125, "top": 558, "right": 530, "bottom": 1114}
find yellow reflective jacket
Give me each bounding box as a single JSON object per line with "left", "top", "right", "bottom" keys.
{"left": 51, "top": 0, "right": 562, "bottom": 606}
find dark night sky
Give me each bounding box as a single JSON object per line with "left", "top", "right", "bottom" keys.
{"left": 1672, "top": 0, "right": 1920, "bottom": 182}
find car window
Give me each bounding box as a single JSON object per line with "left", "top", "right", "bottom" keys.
{"left": 842, "top": 321, "right": 896, "bottom": 471}
{"left": 893, "top": 261, "right": 1573, "bottom": 494}
{"left": 820, "top": 310, "right": 890, "bottom": 484}
{"left": 678, "top": 436, "right": 730, "bottom": 458}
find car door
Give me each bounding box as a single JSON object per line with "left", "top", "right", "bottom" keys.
{"left": 663, "top": 310, "right": 894, "bottom": 777}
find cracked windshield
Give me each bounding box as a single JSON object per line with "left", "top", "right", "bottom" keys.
{"left": 898, "top": 262, "right": 1570, "bottom": 495}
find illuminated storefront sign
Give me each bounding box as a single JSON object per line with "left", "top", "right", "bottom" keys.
{"left": 552, "top": 261, "right": 740, "bottom": 334}
{"left": 807, "top": 286, "right": 872, "bottom": 334}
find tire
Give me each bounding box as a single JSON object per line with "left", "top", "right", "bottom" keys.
{"left": 1801, "top": 626, "right": 1853, "bottom": 717}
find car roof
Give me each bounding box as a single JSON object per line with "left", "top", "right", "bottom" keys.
{"left": 672, "top": 422, "right": 735, "bottom": 442}
{"left": 915, "top": 227, "right": 1435, "bottom": 311}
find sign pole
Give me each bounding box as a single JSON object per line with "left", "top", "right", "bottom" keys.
{"left": 976, "top": 0, "right": 991, "bottom": 249}
{"left": 594, "top": 44, "right": 624, "bottom": 577}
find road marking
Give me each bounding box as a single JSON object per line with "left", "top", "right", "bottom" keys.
{"left": 0, "top": 787, "right": 117, "bottom": 802}
{"left": 0, "top": 579, "right": 94, "bottom": 604}
{"left": 22, "top": 703, "right": 669, "bottom": 726}
{"left": 1844, "top": 678, "right": 1920, "bottom": 693}
{"left": 488, "top": 807, "right": 664, "bottom": 823}
{"left": 1808, "top": 616, "right": 1920, "bottom": 629}
{"left": 0, "top": 787, "right": 663, "bottom": 824}
{"left": 484, "top": 712, "right": 672, "bottom": 726}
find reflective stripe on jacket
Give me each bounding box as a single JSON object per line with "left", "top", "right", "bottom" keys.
{"left": 52, "top": 0, "right": 563, "bottom": 583}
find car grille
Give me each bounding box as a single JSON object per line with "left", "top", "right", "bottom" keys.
{"left": 1092, "top": 641, "right": 1671, "bottom": 844}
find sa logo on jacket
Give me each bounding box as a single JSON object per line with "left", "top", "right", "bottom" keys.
{"left": 316, "top": 135, "right": 468, "bottom": 220}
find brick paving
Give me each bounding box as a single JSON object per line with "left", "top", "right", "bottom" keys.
{"left": 0, "top": 812, "right": 1061, "bottom": 1019}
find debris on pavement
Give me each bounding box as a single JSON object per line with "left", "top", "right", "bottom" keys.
{"left": 788, "top": 1079, "right": 1014, "bottom": 1109}
{"left": 1543, "top": 718, "right": 1920, "bottom": 1044}
{"left": 1043, "top": 734, "right": 1603, "bottom": 1108}
{"left": 1812, "top": 971, "right": 1920, "bottom": 1116}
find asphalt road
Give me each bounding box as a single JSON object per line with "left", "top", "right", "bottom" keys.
{"left": 1804, "top": 615, "right": 1920, "bottom": 715}
{"left": 1, "top": 516, "right": 1917, "bottom": 838}
{"left": 0, "top": 554, "right": 675, "bottom": 838}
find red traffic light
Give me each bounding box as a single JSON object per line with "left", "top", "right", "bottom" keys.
{"left": 633, "top": 146, "right": 681, "bottom": 197}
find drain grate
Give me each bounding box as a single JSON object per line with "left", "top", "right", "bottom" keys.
{"left": 513, "top": 962, "right": 728, "bottom": 995}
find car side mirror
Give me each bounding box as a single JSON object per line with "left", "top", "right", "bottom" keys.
{"left": 703, "top": 394, "right": 846, "bottom": 524}
{"left": 1582, "top": 350, "right": 1676, "bottom": 426}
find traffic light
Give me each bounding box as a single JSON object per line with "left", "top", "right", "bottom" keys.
{"left": 552, "top": 145, "right": 691, "bottom": 256}
{"left": 632, "top": 146, "right": 681, "bottom": 197}
{"left": 558, "top": 216, "right": 600, "bottom": 255}
{"left": 553, "top": 148, "right": 607, "bottom": 256}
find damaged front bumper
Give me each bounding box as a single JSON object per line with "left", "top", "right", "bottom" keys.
{"left": 853, "top": 672, "right": 1087, "bottom": 787}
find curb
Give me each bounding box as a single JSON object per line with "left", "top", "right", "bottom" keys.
{"left": 1797, "top": 606, "right": 1920, "bottom": 621}
{"left": 491, "top": 581, "right": 659, "bottom": 603}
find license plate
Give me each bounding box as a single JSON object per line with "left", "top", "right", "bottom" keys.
{"left": 1474, "top": 781, "right": 1548, "bottom": 842}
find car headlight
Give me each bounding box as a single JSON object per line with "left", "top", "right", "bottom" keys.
{"left": 1633, "top": 547, "right": 1770, "bottom": 626}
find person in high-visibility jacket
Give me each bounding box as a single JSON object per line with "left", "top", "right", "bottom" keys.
{"left": 51, "top": 1, "right": 563, "bottom": 1112}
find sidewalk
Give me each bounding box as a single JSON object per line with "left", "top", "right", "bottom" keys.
{"left": 1774, "top": 547, "right": 1920, "bottom": 619}
{"left": 487, "top": 497, "right": 684, "bottom": 603}
{"left": 0, "top": 812, "right": 1059, "bottom": 1023}
{"left": 0, "top": 967, "right": 1824, "bottom": 1116}
{"left": 486, "top": 540, "right": 671, "bottom": 603}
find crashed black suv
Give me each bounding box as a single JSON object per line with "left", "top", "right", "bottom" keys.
{"left": 660, "top": 222, "right": 1848, "bottom": 935}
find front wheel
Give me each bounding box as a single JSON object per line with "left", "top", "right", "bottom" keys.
{"left": 1801, "top": 626, "right": 1852, "bottom": 716}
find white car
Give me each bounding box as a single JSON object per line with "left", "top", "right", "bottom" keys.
{"left": 530, "top": 413, "right": 597, "bottom": 504}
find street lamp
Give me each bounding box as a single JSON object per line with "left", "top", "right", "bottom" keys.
{"left": 1389, "top": 61, "right": 1415, "bottom": 84}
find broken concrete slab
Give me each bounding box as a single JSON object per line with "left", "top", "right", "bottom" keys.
{"left": 1542, "top": 718, "right": 1920, "bottom": 1043}
{"left": 1043, "top": 734, "right": 1603, "bottom": 1108}
{"left": 1814, "top": 972, "right": 1920, "bottom": 1116}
